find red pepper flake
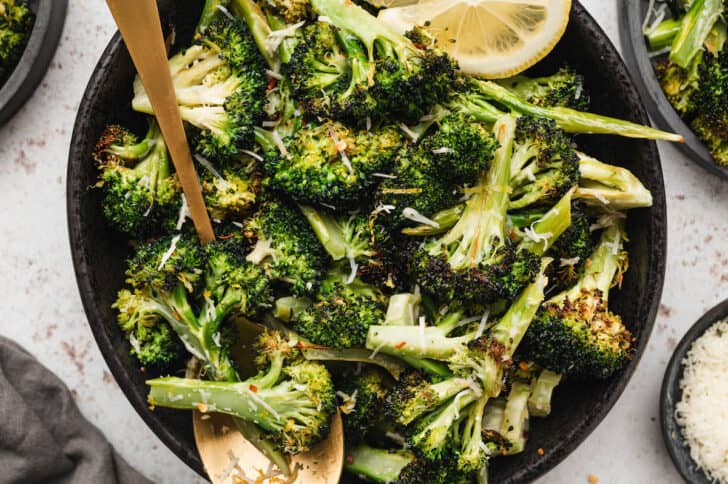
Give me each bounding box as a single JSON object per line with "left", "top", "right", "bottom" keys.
{"left": 537, "top": 448, "right": 544, "bottom": 456}
{"left": 267, "top": 77, "right": 277, "bottom": 91}
{"left": 395, "top": 341, "right": 407, "bottom": 349}
{"left": 172, "top": 310, "right": 181, "bottom": 321}
{"left": 346, "top": 454, "right": 354, "bottom": 465}
{"left": 249, "top": 384, "right": 258, "bottom": 393}
{"left": 588, "top": 475, "right": 599, "bottom": 484}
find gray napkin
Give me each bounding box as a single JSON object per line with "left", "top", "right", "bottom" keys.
{"left": 0, "top": 336, "right": 153, "bottom": 484}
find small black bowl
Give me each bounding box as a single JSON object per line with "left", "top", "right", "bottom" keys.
{"left": 0, "top": 0, "right": 67, "bottom": 126}
{"left": 68, "top": 1, "right": 667, "bottom": 481}
{"left": 660, "top": 298, "right": 728, "bottom": 484}
{"left": 618, "top": 0, "right": 728, "bottom": 181}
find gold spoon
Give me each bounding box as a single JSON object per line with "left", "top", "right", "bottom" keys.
{"left": 105, "top": 2, "right": 344, "bottom": 481}
{"left": 194, "top": 319, "right": 344, "bottom": 483}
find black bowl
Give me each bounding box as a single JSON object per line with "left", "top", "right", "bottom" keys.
{"left": 660, "top": 299, "right": 728, "bottom": 484}
{"left": 0, "top": 0, "right": 67, "bottom": 126}
{"left": 67, "top": 1, "right": 667, "bottom": 481}
{"left": 618, "top": 0, "right": 728, "bottom": 180}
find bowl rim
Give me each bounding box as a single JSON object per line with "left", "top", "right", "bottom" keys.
{"left": 67, "top": 1, "right": 667, "bottom": 480}
{"left": 0, "top": 0, "right": 68, "bottom": 126}
{"left": 660, "top": 298, "right": 728, "bottom": 484}
{"left": 618, "top": 0, "right": 728, "bottom": 181}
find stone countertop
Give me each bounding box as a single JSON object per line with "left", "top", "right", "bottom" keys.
{"left": 0, "top": 1, "right": 726, "bottom": 483}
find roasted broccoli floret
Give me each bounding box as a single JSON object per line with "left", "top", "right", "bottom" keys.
{"left": 303, "top": 0, "right": 457, "bottom": 123}
{"left": 265, "top": 0, "right": 310, "bottom": 23}
{"left": 94, "top": 121, "right": 181, "bottom": 237}
{"left": 509, "top": 115, "right": 580, "bottom": 210}
{"left": 113, "top": 289, "right": 184, "bottom": 368}
{"left": 243, "top": 199, "right": 328, "bottom": 296}
{"left": 498, "top": 67, "right": 590, "bottom": 110}
{"left": 293, "top": 266, "right": 386, "bottom": 348}
{"left": 520, "top": 222, "right": 633, "bottom": 378}
{"left": 410, "top": 116, "right": 541, "bottom": 304}
{"left": 337, "top": 366, "right": 392, "bottom": 442}
{"left": 655, "top": 57, "right": 700, "bottom": 115}
{"left": 344, "top": 444, "right": 473, "bottom": 484}
{"left": 544, "top": 203, "right": 593, "bottom": 293}
{"left": 147, "top": 330, "right": 336, "bottom": 455}
{"left": 198, "top": 156, "right": 261, "bottom": 220}
{"left": 667, "top": 0, "right": 724, "bottom": 68}
{"left": 262, "top": 121, "right": 402, "bottom": 206}
{"left": 132, "top": 12, "right": 267, "bottom": 162}
{"left": 0, "top": 0, "right": 34, "bottom": 86}
{"left": 689, "top": 48, "right": 728, "bottom": 165}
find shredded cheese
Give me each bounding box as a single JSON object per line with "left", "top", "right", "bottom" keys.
{"left": 523, "top": 224, "right": 552, "bottom": 252}
{"left": 675, "top": 319, "right": 728, "bottom": 483}
{"left": 265, "top": 69, "right": 283, "bottom": 80}
{"left": 372, "top": 172, "right": 397, "bottom": 179}
{"left": 432, "top": 147, "right": 456, "bottom": 155}
{"left": 371, "top": 203, "right": 396, "bottom": 216}
{"left": 265, "top": 21, "right": 306, "bottom": 58}
{"left": 560, "top": 256, "right": 580, "bottom": 267}
{"left": 344, "top": 251, "right": 358, "bottom": 285}
{"left": 270, "top": 130, "right": 289, "bottom": 157}
{"left": 474, "top": 309, "right": 490, "bottom": 340}
{"left": 158, "top": 234, "right": 181, "bottom": 270}
{"left": 176, "top": 194, "right": 190, "bottom": 230}
{"left": 402, "top": 207, "right": 439, "bottom": 228}
{"left": 328, "top": 126, "right": 353, "bottom": 173}
{"left": 398, "top": 122, "right": 420, "bottom": 142}
{"left": 241, "top": 149, "right": 264, "bottom": 162}
{"left": 368, "top": 341, "right": 387, "bottom": 359}
{"left": 194, "top": 154, "right": 225, "bottom": 180}
{"left": 336, "top": 389, "right": 358, "bottom": 414}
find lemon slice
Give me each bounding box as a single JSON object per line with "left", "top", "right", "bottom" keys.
{"left": 378, "top": 0, "right": 572, "bottom": 79}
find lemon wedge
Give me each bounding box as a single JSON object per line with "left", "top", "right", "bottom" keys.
{"left": 378, "top": 0, "right": 572, "bottom": 79}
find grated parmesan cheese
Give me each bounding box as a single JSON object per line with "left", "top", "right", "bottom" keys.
{"left": 176, "top": 194, "right": 190, "bottom": 230}
{"left": 158, "top": 234, "right": 181, "bottom": 270}
{"left": 398, "top": 122, "right": 420, "bottom": 142}
{"left": 675, "top": 319, "right": 728, "bottom": 483}
{"left": 402, "top": 207, "right": 439, "bottom": 228}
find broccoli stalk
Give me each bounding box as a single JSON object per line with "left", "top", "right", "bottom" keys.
{"left": 147, "top": 331, "right": 336, "bottom": 455}
{"left": 499, "top": 380, "right": 530, "bottom": 454}
{"left": 669, "top": 0, "right": 724, "bottom": 68}
{"left": 132, "top": 8, "right": 266, "bottom": 161}
{"left": 497, "top": 67, "right": 590, "bottom": 110}
{"left": 527, "top": 369, "right": 562, "bottom": 417}
{"left": 520, "top": 222, "right": 632, "bottom": 378}
{"left": 412, "top": 115, "right": 541, "bottom": 304}
{"left": 645, "top": 18, "right": 682, "bottom": 51}
{"left": 575, "top": 153, "right": 653, "bottom": 209}
{"left": 455, "top": 79, "right": 684, "bottom": 142}
{"left": 457, "top": 393, "right": 489, "bottom": 472}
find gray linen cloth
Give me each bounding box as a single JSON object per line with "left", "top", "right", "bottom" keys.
{"left": 0, "top": 336, "right": 153, "bottom": 484}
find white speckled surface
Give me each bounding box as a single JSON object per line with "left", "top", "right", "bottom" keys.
{"left": 0, "top": 1, "right": 726, "bottom": 483}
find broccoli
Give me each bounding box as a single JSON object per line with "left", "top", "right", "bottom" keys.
{"left": 265, "top": 0, "right": 310, "bottom": 23}
{"left": 288, "top": 21, "right": 380, "bottom": 123}
{"left": 113, "top": 289, "right": 184, "bottom": 368}
{"left": 344, "top": 444, "right": 473, "bottom": 484}
{"left": 368, "top": 258, "right": 550, "bottom": 397}
{"left": 0, "top": 0, "right": 34, "bottom": 86}
{"left": 498, "top": 67, "right": 590, "bottom": 111}
{"left": 305, "top": 0, "right": 457, "bottom": 123}
{"left": 508, "top": 115, "right": 580, "bottom": 210}
{"left": 299, "top": 206, "right": 407, "bottom": 290}
{"left": 498, "top": 380, "right": 530, "bottom": 454}
{"left": 293, "top": 266, "right": 386, "bottom": 348}
{"left": 667, "top": 0, "right": 724, "bottom": 68}
{"left": 243, "top": 199, "right": 328, "bottom": 296}
{"left": 519, "top": 222, "right": 633, "bottom": 379}
{"left": 410, "top": 115, "right": 541, "bottom": 305}
{"left": 448, "top": 78, "right": 684, "bottom": 142}
{"left": 262, "top": 120, "right": 402, "bottom": 206}
{"left": 655, "top": 56, "right": 700, "bottom": 115}
{"left": 575, "top": 152, "right": 654, "bottom": 209}
{"left": 197, "top": 156, "right": 261, "bottom": 220}
{"left": 94, "top": 121, "right": 182, "bottom": 238}
{"left": 336, "top": 366, "right": 392, "bottom": 442}
{"left": 543, "top": 203, "right": 593, "bottom": 293}
{"left": 147, "top": 330, "right": 336, "bottom": 455}
{"left": 689, "top": 49, "right": 728, "bottom": 165}
{"left": 527, "top": 369, "right": 562, "bottom": 417}
{"left": 132, "top": 11, "right": 267, "bottom": 162}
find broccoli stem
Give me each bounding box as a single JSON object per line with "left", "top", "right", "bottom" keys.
{"left": 298, "top": 204, "right": 349, "bottom": 260}
{"left": 459, "top": 393, "right": 489, "bottom": 471}
{"left": 500, "top": 381, "right": 530, "bottom": 454}
{"left": 518, "top": 187, "right": 574, "bottom": 256}
{"left": 274, "top": 296, "right": 312, "bottom": 322}
{"left": 230, "top": 0, "right": 276, "bottom": 67}
{"left": 410, "top": 388, "right": 478, "bottom": 454}
{"left": 646, "top": 18, "right": 681, "bottom": 51}
{"left": 344, "top": 445, "right": 414, "bottom": 483}
{"left": 266, "top": 13, "right": 296, "bottom": 64}
{"left": 301, "top": 346, "right": 408, "bottom": 379}
{"left": 471, "top": 80, "right": 684, "bottom": 142}
{"left": 554, "top": 221, "right": 624, "bottom": 306}
{"left": 575, "top": 153, "right": 653, "bottom": 209}
{"left": 438, "top": 115, "right": 516, "bottom": 270}
{"left": 669, "top": 0, "right": 724, "bottom": 68}
{"left": 336, "top": 29, "right": 372, "bottom": 92}
{"left": 527, "top": 370, "right": 562, "bottom": 417}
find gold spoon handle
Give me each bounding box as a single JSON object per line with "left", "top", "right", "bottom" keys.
{"left": 106, "top": 0, "right": 215, "bottom": 244}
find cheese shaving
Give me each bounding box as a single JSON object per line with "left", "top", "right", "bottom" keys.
{"left": 328, "top": 126, "right": 353, "bottom": 173}
{"left": 344, "top": 251, "right": 358, "bottom": 285}
{"left": 402, "top": 207, "right": 439, "bottom": 228}
{"left": 371, "top": 203, "right": 396, "bottom": 216}
{"left": 398, "top": 122, "right": 420, "bottom": 142}
{"left": 129, "top": 332, "right": 141, "bottom": 355}
{"left": 270, "top": 130, "right": 289, "bottom": 157}
{"left": 158, "top": 234, "right": 181, "bottom": 270}
{"left": 368, "top": 341, "right": 387, "bottom": 359}
{"left": 336, "top": 389, "right": 358, "bottom": 414}
{"left": 523, "top": 224, "right": 552, "bottom": 252}
{"left": 261, "top": 120, "right": 277, "bottom": 128}
{"left": 474, "top": 309, "right": 490, "bottom": 340}
{"left": 372, "top": 172, "right": 397, "bottom": 179}
{"left": 675, "top": 319, "right": 728, "bottom": 483}
{"left": 194, "top": 154, "right": 224, "bottom": 180}
{"left": 265, "top": 21, "right": 306, "bottom": 58}
{"left": 432, "top": 147, "right": 456, "bottom": 155}
{"left": 366, "top": 116, "right": 371, "bottom": 132}
{"left": 241, "top": 149, "right": 264, "bottom": 162}
{"left": 176, "top": 194, "right": 190, "bottom": 230}
{"left": 559, "top": 256, "right": 580, "bottom": 267}
{"left": 265, "top": 69, "right": 283, "bottom": 80}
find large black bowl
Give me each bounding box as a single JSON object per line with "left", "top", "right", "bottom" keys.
{"left": 619, "top": 0, "right": 728, "bottom": 180}
{"left": 67, "top": 1, "right": 667, "bottom": 481}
